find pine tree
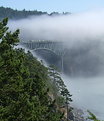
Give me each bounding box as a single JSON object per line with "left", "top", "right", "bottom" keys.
{"left": 0, "top": 18, "right": 63, "bottom": 121}
{"left": 87, "top": 110, "right": 102, "bottom": 121}
{"left": 48, "top": 65, "right": 72, "bottom": 103}
{"left": 48, "top": 65, "right": 73, "bottom": 121}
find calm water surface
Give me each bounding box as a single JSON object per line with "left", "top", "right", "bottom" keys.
{"left": 63, "top": 76, "right": 104, "bottom": 120}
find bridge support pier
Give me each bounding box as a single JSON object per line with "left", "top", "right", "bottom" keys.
{"left": 61, "top": 55, "right": 64, "bottom": 73}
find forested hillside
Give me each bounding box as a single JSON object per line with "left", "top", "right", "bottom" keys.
{"left": 0, "top": 6, "right": 70, "bottom": 20}
{"left": 0, "top": 6, "right": 47, "bottom": 20}
{"left": 0, "top": 18, "right": 73, "bottom": 121}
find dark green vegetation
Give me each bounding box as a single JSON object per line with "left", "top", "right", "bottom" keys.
{"left": 0, "top": 6, "right": 70, "bottom": 20}
{"left": 0, "top": 6, "right": 47, "bottom": 20}
{"left": 48, "top": 65, "right": 72, "bottom": 106}
{"left": 0, "top": 18, "right": 73, "bottom": 121}
{"left": 87, "top": 111, "right": 103, "bottom": 121}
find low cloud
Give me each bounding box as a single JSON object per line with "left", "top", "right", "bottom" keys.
{"left": 8, "top": 10, "right": 104, "bottom": 44}
{"left": 8, "top": 10, "right": 104, "bottom": 76}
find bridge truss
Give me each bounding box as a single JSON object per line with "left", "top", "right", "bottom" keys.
{"left": 20, "top": 40, "right": 67, "bottom": 72}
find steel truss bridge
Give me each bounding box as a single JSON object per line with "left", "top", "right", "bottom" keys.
{"left": 20, "top": 40, "right": 67, "bottom": 72}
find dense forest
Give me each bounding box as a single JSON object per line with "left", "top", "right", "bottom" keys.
{"left": 0, "top": 6, "right": 47, "bottom": 20}
{"left": 0, "top": 6, "right": 70, "bottom": 20}
{"left": 0, "top": 18, "right": 73, "bottom": 121}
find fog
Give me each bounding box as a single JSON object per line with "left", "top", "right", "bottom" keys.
{"left": 9, "top": 10, "right": 104, "bottom": 44}
{"left": 63, "top": 76, "right": 104, "bottom": 120}
{"left": 9, "top": 10, "right": 104, "bottom": 119}
{"left": 8, "top": 10, "right": 104, "bottom": 76}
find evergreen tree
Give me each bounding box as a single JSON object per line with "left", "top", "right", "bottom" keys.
{"left": 0, "top": 18, "right": 63, "bottom": 121}
{"left": 48, "top": 65, "right": 72, "bottom": 121}
{"left": 87, "top": 110, "right": 103, "bottom": 121}
{"left": 48, "top": 65, "right": 72, "bottom": 104}
{"left": 0, "top": 7, "right": 48, "bottom": 20}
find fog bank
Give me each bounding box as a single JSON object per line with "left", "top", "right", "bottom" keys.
{"left": 8, "top": 10, "right": 104, "bottom": 76}
{"left": 8, "top": 10, "right": 104, "bottom": 44}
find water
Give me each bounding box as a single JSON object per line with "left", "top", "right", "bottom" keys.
{"left": 63, "top": 76, "right": 104, "bottom": 120}
{"left": 17, "top": 45, "right": 104, "bottom": 119}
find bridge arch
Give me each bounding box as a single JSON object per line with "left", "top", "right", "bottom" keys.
{"left": 32, "top": 48, "right": 61, "bottom": 57}
{"left": 32, "top": 48, "right": 63, "bottom": 71}
{"left": 20, "top": 41, "right": 66, "bottom": 72}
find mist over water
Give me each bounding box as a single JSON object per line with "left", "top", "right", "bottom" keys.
{"left": 9, "top": 10, "right": 104, "bottom": 43}
{"left": 8, "top": 10, "right": 104, "bottom": 76}
{"left": 9, "top": 10, "right": 104, "bottom": 119}
{"left": 63, "top": 76, "right": 104, "bottom": 120}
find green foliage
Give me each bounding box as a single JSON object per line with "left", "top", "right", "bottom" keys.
{"left": 87, "top": 110, "right": 104, "bottom": 121}
{"left": 48, "top": 65, "right": 72, "bottom": 106}
{"left": 0, "top": 7, "right": 71, "bottom": 21}
{"left": 0, "top": 18, "right": 8, "bottom": 39}
{"left": 0, "top": 6, "right": 47, "bottom": 20}
{"left": 0, "top": 18, "right": 63, "bottom": 121}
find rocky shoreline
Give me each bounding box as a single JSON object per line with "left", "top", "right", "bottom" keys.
{"left": 72, "top": 108, "right": 85, "bottom": 121}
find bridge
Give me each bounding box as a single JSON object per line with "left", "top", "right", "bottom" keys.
{"left": 20, "top": 40, "right": 67, "bottom": 72}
